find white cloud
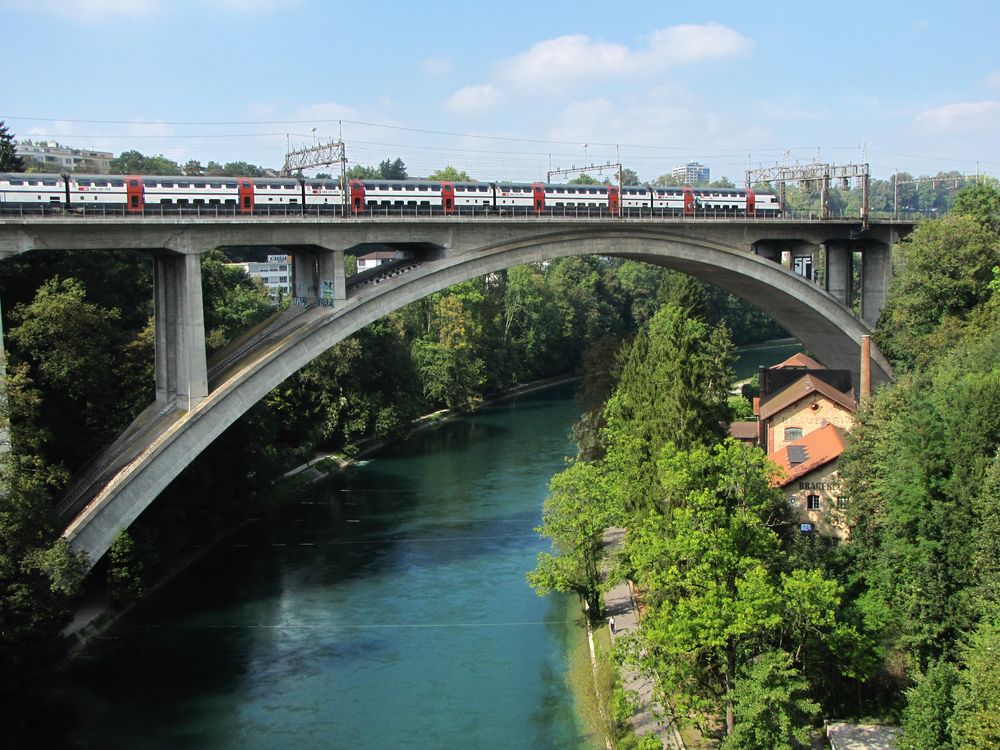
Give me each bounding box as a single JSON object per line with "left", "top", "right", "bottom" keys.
{"left": 420, "top": 56, "right": 453, "bottom": 77}
{"left": 914, "top": 100, "right": 1000, "bottom": 131}
{"left": 496, "top": 23, "right": 752, "bottom": 94}
{"left": 445, "top": 84, "right": 505, "bottom": 115}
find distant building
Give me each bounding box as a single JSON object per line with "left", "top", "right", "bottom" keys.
{"left": 357, "top": 251, "right": 400, "bottom": 272}
{"left": 226, "top": 254, "right": 291, "bottom": 299}
{"left": 671, "top": 161, "right": 710, "bottom": 185}
{"left": 16, "top": 140, "right": 113, "bottom": 173}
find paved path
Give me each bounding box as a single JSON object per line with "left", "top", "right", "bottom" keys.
{"left": 603, "top": 528, "right": 685, "bottom": 750}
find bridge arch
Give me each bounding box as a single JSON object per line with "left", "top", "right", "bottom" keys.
{"left": 64, "top": 226, "right": 889, "bottom": 568}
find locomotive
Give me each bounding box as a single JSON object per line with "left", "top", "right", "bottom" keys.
{"left": 0, "top": 172, "right": 781, "bottom": 217}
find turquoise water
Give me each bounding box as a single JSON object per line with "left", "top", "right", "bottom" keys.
{"left": 733, "top": 339, "right": 807, "bottom": 380}
{"left": 61, "top": 384, "right": 597, "bottom": 749}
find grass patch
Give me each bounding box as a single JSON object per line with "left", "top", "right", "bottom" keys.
{"left": 562, "top": 599, "right": 615, "bottom": 748}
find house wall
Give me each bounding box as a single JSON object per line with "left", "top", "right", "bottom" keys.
{"left": 768, "top": 395, "right": 854, "bottom": 454}
{"left": 783, "top": 461, "right": 848, "bottom": 539}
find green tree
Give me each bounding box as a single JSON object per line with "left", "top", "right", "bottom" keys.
{"left": 624, "top": 441, "right": 841, "bottom": 736}
{"left": 182, "top": 159, "right": 205, "bottom": 176}
{"left": 950, "top": 615, "right": 1000, "bottom": 749}
{"left": 8, "top": 277, "right": 129, "bottom": 465}
{"left": 427, "top": 165, "right": 470, "bottom": 181}
{"left": 620, "top": 168, "right": 641, "bottom": 186}
{"left": 199, "top": 250, "right": 275, "bottom": 352}
{"left": 721, "top": 650, "right": 819, "bottom": 750}
{"left": 875, "top": 212, "right": 998, "bottom": 368}
{"left": 411, "top": 283, "right": 487, "bottom": 410}
{"left": 601, "top": 304, "right": 732, "bottom": 513}
{"left": 527, "top": 461, "right": 610, "bottom": 616}
{"left": 378, "top": 157, "right": 407, "bottom": 179}
{"left": 898, "top": 660, "right": 959, "bottom": 750}
{"left": 347, "top": 164, "right": 380, "bottom": 179}
{"left": 0, "top": 121, "right": 26, "bottom": 171}
{"left": 952, "top": 182, "right": 1000, "bottom": 232}
{"left": 109, "top": 150, "right": 181, "bottom": 175}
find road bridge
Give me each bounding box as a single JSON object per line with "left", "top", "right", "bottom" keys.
{"left": 0, "top": 214, "right": 912, "bottom": 569}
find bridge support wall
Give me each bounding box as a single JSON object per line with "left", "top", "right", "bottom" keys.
{"left": 861, "top": 243, "right": 891, "bottom": 326}
{"left": 293, "top": 248, "right": 346, "bottom": 306}
{"left": 153, "top": 254, "right": 208, "bottom": 411}
{"left": 825, "top": 242, "right": 853, "bottom": 306}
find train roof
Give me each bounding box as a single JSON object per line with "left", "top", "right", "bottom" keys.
{"left": 0, "top": 172, "right": 64, "bottom": 181}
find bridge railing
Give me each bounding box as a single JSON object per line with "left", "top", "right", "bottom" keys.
{"left": 0, "top": 203, "right": 933, "bottom": 222}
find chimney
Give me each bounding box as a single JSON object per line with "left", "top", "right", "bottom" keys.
{"left": 860, "top": 335, "right": 872, "bottom": 402}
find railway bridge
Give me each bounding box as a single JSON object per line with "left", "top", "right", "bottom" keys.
{"left": 0, "top": 214, "right": 912, "bottom": 569}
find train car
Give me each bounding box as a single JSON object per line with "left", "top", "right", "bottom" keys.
{"left": 453, "top": 182, "right": 493, "bottom": 211}
{"left": 651, "top": 187, "right": 687, "bottom": 214}
{"left": 493, "top": 182, "right": 537, "bottom": 212}
{"left": 0, "top": 172, "right": 66, "bottom": 209}
{"left": 67, "top": 174, "right": 129, "bottom": 209}
{"left": 139, "top": 176, "right": 240, "bottom": 211}
{"left": 544, "top": 183, "right": 610, "bottom": 211}
{"left": 303, "top": 178, "right": 344, "bottom": 210}
{"left": 247, "top": 178, "right": 302, "bottom": 211}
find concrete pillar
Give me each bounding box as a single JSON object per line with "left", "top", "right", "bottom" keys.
{"left": 861, "top": 243, "right": 891, "bottom": 326}
{"left": 153, "top": 253, "right": 208, "bottom": 411}
{"left": 825, "top": 242, "right": 852, "bottom": 306}
{"left": 317, "top": 249, "right": 346, "bottom": 307}
{"left": 292, "top": 252, "right": 317, "bottom": 303}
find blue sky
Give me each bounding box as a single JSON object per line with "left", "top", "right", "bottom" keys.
{"left": 3, "top": 0, "right": 999, "bottom": 183}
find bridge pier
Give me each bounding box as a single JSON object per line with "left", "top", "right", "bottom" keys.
{"left": 153, "top": 253, "right": 208, "bottom": 411}
{"left": 293, "top": 247, "right": 346, "bottom": 307}
{"left": 861, "top": 243, "right": 891, "bottom": 326}
{"left": 824, "top": 242, "right": 854, "bottom": 306}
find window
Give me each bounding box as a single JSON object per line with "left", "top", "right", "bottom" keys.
{"left": 807, "top": 495, "right": 821, "bottom": 510}
{"left": 837, "top": 497, "right": 848, "bottom": 510}
{"left": 784, "top": 427, "right": 803, "bottom": 442}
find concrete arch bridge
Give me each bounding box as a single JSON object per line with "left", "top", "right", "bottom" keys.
{"left": 0, "top": 215, "right": 910, "bottom": 569}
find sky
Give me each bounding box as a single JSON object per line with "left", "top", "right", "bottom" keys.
{"left": 3, "top": 0, "right": 999, "bottom": 183}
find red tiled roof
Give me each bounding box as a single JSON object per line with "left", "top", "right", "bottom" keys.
{"left": 728, "top": 421, "right": 758, "bottom": 440}
{"left": 759, "top": 374, "right": 856, "bottom": 420}
{"left": 769, "top": 423, "right": 846, "bottom": 487}
{"left": 772, "top": 352, "right": 824, "bottom": 370}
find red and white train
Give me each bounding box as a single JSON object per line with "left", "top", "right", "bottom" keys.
{"left": 0, "top": 172, "right": 781, "bottom": 217}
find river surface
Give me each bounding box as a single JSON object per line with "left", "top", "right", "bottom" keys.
{"left": 62, "top": 383, "right": 597, "bottom": 749}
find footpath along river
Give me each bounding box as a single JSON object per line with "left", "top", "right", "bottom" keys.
{"left": 59, "top": 382, "right": 599, "bottom": 749}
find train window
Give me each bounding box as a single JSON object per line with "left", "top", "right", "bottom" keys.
{"left": 94, "top": 180, "right": 108, "bottom": 187}
{"left": 405, "top": 185, "right": 414, "bottom": 191}
{"left": 225, "top": 182, "right": 237, "bottom": 189}
{"left": 391, "top": 184, "right": 402, "bottom": 190}
{"left": 10, "top": 179, "right": 23, "bottom": 185}
{"left": 209, "top": 183, "right": 221, "bottom": 189}
{"left": 162, "top": 182, "right": 174, "bottom": 188}
{"left": 43, "top": 180, "right": 57, "bottom": 186}
{"left": 285, "top": 184, "right": 295, "bottom": 189}
{"left": 78, "top": 180, "right": 91, "bottom": 186}
{"left": 109, "top": 180, "right": 123, "bottom": 187}
{"left": 418, "top": 186, "right": 427, "bottom": 191}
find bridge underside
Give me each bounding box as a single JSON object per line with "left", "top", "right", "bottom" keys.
{"left": 47, "top": 225, "right": 892, "bottom": 570}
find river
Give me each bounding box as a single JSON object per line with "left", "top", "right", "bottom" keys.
{"left": 60, "top": 382, "right": 598, "bottom": 749}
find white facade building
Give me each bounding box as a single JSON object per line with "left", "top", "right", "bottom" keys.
{"left": 227, "top": 254, "right": 292, "bottom": 299}
{"left": 671, "top": 161, "right": 710, "bottom": 185}
{"left": 16, "top": 140, "right": 113, "bottom": 173}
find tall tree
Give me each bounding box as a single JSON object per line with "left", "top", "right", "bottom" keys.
{"left": 0, "top": 121, "right": 25, "bottom": 171}
{"left": 378, "top": 157, "right": 407, "bottom": 180}
{"left": 527, "top": 460, "right": 611, "bottom": 616}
